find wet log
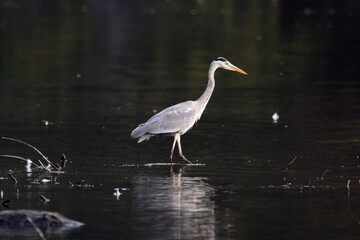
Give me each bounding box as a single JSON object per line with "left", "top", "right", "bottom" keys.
{"left": 0, "top": 210, "right": 83, "bottom": 229}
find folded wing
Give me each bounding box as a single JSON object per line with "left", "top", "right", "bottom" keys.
{"left": 131, "top": 101, "right": 198, "bottom": 142}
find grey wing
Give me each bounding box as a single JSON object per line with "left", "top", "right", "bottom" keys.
{"left": 131, "top": 101, "right": 198, "bottom": 142}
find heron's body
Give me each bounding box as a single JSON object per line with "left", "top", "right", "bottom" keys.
{"left": 131, "top": 100, "right": 198, "bottom": 142}
{"left": 131, "top": 57, "right": 247, "bottom": 164}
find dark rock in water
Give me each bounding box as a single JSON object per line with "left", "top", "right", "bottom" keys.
{"left": 0, "top": 209, "right": 84, "bottom": 230}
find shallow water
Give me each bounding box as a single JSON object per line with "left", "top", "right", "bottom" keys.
{"left": 1, "top": 1, "right": 360, "bottom": 239}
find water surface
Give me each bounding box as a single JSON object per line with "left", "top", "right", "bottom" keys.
{"left": 0, "top": 1, "right": 360, "bottom": 239}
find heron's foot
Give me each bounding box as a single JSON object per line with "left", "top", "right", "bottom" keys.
{"left": 180, "top": 155, "right": 192, "bottom": 164}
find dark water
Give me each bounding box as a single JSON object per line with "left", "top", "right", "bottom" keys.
{"left": 1, "top": 1, "right": 360, "bottom": 239}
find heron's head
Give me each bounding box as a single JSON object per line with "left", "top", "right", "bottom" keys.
{"left": 213, "top": 57, "right": 247, "bottom": 75}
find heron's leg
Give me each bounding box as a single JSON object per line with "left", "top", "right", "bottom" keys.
{"left": 176, "top": 135, "right": 192, "bottom": 164}
{"left": 170, "top": 135, "right": 178, "bottom": 165}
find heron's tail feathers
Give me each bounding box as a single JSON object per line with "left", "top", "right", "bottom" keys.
{"left": 131, "top": 124, "right": 152, "bottom": 143}
{"left": 137, "top": 135, "right": 151, "bottom": 143}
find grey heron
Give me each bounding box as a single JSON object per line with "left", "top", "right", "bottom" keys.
{"left": 131, "top": 57, "right": 247, "bottom": 164}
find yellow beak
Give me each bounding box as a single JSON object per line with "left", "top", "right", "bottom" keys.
{"left": 233, "top": 66, "right": 247, "bottom": 75}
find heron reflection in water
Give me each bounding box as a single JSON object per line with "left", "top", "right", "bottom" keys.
{"left": 132, "top": 167, "right": 215, "bottom": 239}
{"left": 131, "top": 57, "right": 247, "bottom": 163}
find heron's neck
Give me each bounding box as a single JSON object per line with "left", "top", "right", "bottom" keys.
{"left": 196, "top": 63, "right": 218, "bottom": 108}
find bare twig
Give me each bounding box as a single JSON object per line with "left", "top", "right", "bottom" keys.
{"left": 1, "top": 199, "right": 10, "bottom": 208}
{"left": 77, "top": 179, "right": 85, "bottom": 185}
{"left": 60, "top": 153, "right": 67, "bottom": 169}
{"left": 48, "top": 169, "right": 65, "bottom": 174}
{"left": 8, "top": 173, "right": 17, "bottom": 184}
{"left": 321, "top": 170, "right": 329, "bottom": 180}
{"left": 288, "top": 156, "right": 297, "bottom": 166}
{"left": 1, "top": 154, "right": 40, "bottom": 167}
{"left": 40, "top": 195, "right": 50, "bottom": 202}
{"left": 2, "top": 137, "right": 57, "bottom": 169}
{"left": 1, "top": 154, "right": 28, "bottom": 162}
{"left": 26, "top": 216, "right": 47, "bottom": 240}
{"left": 38, "top": 160, "right": 50, "bottom": 172}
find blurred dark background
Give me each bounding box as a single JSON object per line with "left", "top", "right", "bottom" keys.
{"left": 0, "top": 1, "right": 360, "bottom": 240}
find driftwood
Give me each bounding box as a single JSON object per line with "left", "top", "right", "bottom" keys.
{"left": 0, "top": 209, "right": 83, "bottom": 229}
{"left": 0, "top": 209, "right": 83, "bottom": 239}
